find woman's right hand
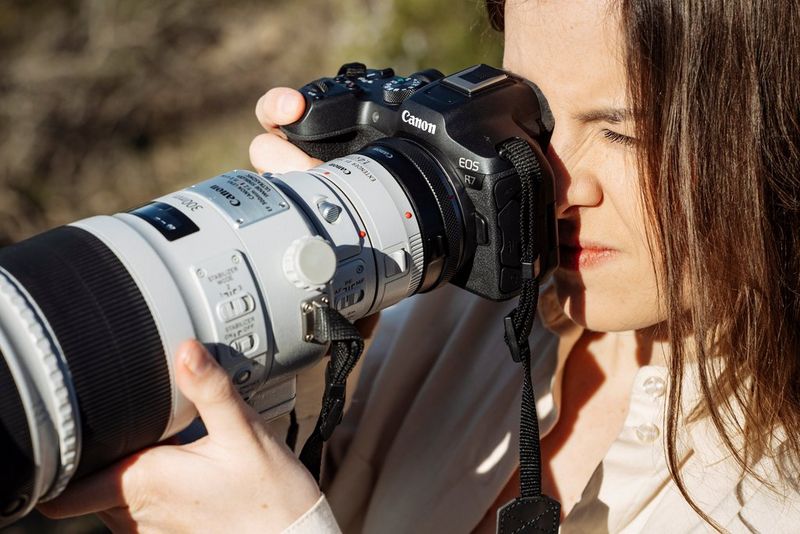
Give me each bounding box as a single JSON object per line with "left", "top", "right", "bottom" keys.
{"left": 250, "top": 87, "right": 322, "bottom": 173}
{"left": 250, "top": 87, "right": 381, "bottom": 356}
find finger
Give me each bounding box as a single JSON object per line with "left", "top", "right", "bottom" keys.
{"left": 249, "top": 133, "right": 322, "bottom": 174}
{"left": 175, "top": 340, "right": 258, "bottom": 443}
{"left": 37, "top": 452, "right": 147, "bottom": 518}
{"left": 255, "top": 87, "right": 306, "bottom": 131}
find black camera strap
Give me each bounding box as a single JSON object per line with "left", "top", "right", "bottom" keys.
{"left": 298, "top": 305, "right": 364, "bottom": 482}
{"left": 496, "top": 138, "right": 561, "bottom": 534}
{"left": 294, "top": 138, "right": 560, "bottom": 531}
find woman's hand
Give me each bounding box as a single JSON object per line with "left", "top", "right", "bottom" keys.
{"left": 249, "top": 87, "right": 381, "bottom": 345}
{"left": 38, "top": 341, "right": 322, "bottom": 533}
{"left": 250, "top": 87, "right": 322, "bottom": 173}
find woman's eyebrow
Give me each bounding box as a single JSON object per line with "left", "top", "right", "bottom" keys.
{"left": 573, "top": 107, "right": 632, "bottom": 124}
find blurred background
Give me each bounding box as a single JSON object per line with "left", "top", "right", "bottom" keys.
{"left": 0, "top": 0, "right": 501, "bottom": 531}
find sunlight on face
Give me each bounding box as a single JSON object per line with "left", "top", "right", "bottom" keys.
{"left": 503, "top": 0, "right": 664, "bottom": 332}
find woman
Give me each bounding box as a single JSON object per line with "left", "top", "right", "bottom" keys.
{"left": 40, "top": 0, "right": 800, "bottom": 532}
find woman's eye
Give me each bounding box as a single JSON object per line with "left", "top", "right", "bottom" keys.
{"left": 602, "top": 129, "right": 637, "bottom": 147}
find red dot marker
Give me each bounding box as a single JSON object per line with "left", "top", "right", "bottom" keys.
{"left": 358, "top": 230, "right": 366, "bottom": 238}
{"left": 404, "top": 211, "right": 413, "bottom": 219}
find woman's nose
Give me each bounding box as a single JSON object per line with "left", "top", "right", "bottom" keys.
{"left": 547, "top": 139, "right": 603, "bottom": 218}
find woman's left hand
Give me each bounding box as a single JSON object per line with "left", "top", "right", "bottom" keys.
{"left": 38, "top": 340, "right": 322, "bottom": 533}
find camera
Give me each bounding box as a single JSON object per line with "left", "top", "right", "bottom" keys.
{"left": 0, "top": 62, "right": 556, "bottom": 526}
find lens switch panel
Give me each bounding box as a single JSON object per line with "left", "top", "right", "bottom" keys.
{"left": 192, "top": 250, "right": 270, "bottom": 387}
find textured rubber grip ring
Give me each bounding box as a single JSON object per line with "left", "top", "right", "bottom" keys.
{"left": 0, "top": 226, "right": 171, "bottom": 479}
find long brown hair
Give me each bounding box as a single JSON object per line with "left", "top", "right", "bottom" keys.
{"left": 487, "top": 0, "right": 800, "bottom": 528}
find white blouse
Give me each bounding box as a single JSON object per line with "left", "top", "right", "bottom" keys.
{"left": 281, "top": 284, "right": 800, "bottom": 533}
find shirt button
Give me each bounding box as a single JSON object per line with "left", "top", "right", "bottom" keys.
{"left": 643, "top": 376, "right": 667, "bottom": 398}
{"left": 635, "top": 423, "right": 661, "bottom": 443}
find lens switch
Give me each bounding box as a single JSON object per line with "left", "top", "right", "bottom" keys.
{"left": 217, "top": 294, "right": 255, "bottom": 322}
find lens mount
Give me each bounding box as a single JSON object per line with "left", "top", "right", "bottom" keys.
{"left": 359, "top": 137, "right": 465, "bottom": 293}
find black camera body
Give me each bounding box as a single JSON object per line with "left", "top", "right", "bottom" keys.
{"left": 283, "top": 62, "right": 559, "bottom": 301}
{"left": 0, "top": 62, "right": 560, "bottom": 527}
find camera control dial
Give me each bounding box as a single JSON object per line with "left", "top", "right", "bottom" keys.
{"left": 382, "top": 77, "right": 423, "bottom": 105}
{"left": 282, "top": 236, "right": 337, "bottom": 291}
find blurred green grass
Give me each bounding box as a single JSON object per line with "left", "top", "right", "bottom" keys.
{"left": 0, "top": 0, "right": 501, "bottom": 532}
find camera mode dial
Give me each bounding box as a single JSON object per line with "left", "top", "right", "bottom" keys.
{"left": 282, "top": 236, "right": 337, "bottom": 291}
{"left": 382, "top": 77, "right": 423, "bottom": 105}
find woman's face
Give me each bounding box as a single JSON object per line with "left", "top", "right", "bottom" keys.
{"left": 503, "top": 0, "right": 663, "bottom": 332}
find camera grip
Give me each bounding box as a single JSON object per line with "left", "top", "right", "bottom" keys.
{"left": 285, "top": 129, "right": 387, "bottom": 163}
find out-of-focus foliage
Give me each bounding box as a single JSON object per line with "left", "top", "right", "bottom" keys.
{"left": 0, "top": 1, "right": 500, "bottom": 532}
{"left": 0, "top": 0, "right": 501, "bottom": 245}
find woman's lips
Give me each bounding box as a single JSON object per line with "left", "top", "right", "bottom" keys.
{"left": 558, "top": 243, "right": 618, "bottom": 270}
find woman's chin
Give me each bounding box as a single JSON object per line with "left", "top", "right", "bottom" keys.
{"left": 555, "top": 280, "right": 664, "bottom": 333}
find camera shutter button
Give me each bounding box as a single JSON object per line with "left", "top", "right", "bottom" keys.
{"left": 283, "top": 236, "right": 337, "bottom": 291}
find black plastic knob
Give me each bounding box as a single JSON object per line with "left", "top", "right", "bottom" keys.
{"left": 311, "top": 79, "right": 331, "bottom": 94}
{"left": 382, "top": 77, "right": 423, "bottom": 105}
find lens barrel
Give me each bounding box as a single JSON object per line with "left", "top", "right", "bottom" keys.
{"left": 0, "top": 128, "right": 472, "bottom": 527}
{"left": 0, "top": 226, "right": 172, "bottom": 484}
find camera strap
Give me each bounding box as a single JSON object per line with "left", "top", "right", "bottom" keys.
{"left": 293, "top": 138, "right": 561, "bottom": 530}
{"left": 298, "top": 305, "right": 365, "bottom": 482}
{"left": 496, "top": 138, "right": 561, "bottom": 534}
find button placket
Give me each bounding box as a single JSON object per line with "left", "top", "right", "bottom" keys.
{"left": 635, "top": 423, "right": 661, "bottom": 443}
{"left": 643, "top": 375, "right": 666, "bottom": 399}
{"left": 630, "top": 369, "right": 668, "bottom": 445}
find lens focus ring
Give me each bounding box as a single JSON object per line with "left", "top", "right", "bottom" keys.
{"left": 0, "top": 270, "right": 79, "bottom": 500}
{"left": 0, "top": 226, "right": 172, "bottom": 481}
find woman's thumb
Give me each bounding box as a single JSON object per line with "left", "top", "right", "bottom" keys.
{"left": 175, "top": 340, "right": 255, "bottom": 440}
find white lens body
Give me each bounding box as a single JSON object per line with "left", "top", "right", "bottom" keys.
{"left": 0, "top": 155, "right": 425, "bottom": 518}
{"left": 80, "top": 156, "right": 424, "bottom": 432}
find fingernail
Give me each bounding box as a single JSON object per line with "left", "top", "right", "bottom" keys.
{"left": 278, "top": 92, "right": 296, "bottom": 116}
{"left": 183, "top": 344, "right": 210, "bottom": 376}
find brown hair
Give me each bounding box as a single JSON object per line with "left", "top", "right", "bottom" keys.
{"left": 487, "top": 0, "right": 800, "bottom": 528}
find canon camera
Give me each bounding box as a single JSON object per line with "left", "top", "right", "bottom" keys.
{"left": 0, "top": 62, "right": 557, "bottom": 526}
